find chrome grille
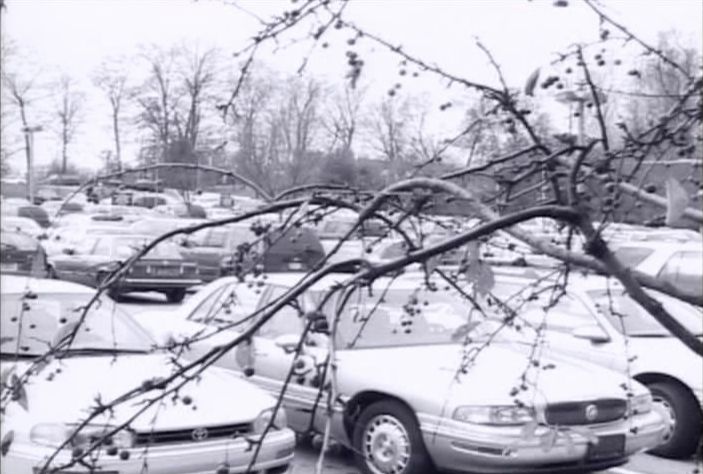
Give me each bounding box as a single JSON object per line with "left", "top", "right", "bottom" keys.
{"left": 545, "top": 399, "right": 627, "bottom": 425}
{"left": 134, "top": 423, "right": 251, "bottom": 446}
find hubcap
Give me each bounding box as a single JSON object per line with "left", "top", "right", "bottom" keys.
{"left": 651, "top": 396, "right": 676, "bottom": 442}
{"left": 362, "top": 414, "right": 411, "bottom": 474}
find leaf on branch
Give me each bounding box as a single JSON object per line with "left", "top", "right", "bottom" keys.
{"left": 475, "top": 263, "right": 495, "bottom": 296}
{"left": 562, "top": 431, "right": 575, "bottom": 454}
{"left": 665, "top": 177, "right": 690, "bottom": 226}
{"left": 524, "top": 68, "right": 541, "bottom": 97}
{"left": 0, "top": 366, "right": 15, "bottom": 388}
{"left": 520, "top": 420, "right": 539, "bottom": 440}
{"left": 13, "top": 383, "right": 28, "bottom": 411}
{"left": 569, "top": 426, "right": 599, "bottom": 444}
{"left": 424, "top": 256, "right": 440, "bottom": 277}
{"left": 0, "top": 430, "right": 13, "bottom": 457}
{"left": 539, "top": 429, "right": 557, "bottom": 452}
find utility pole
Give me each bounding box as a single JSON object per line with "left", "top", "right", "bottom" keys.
{"left": 22, "top": 125, "right": 43, "bottom": 203}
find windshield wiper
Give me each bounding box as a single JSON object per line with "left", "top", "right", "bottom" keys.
{"left": 0, "top": 352, "right": 39, "bottom": 360}
{"left": 57, "top": 348, "right": 149, "bottom": 357}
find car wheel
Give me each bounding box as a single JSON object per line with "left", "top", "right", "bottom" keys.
{"left": 352, "top": 400, "right": 434, "bottom": 474}
{"left": 165, "top": 288, "right": 186, "bottom": 303}
{"left": 47, "top": 266, "right": 57, "bottom": 279}
{"left": 648, "top": 381, "right": 702, "bottom": 458}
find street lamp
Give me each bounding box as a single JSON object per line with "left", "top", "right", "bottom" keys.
{"left": 22, "top": 125, "right": 43, "bottom": 203}
{"left": 555, "top": 89, "right": 608, "bottom": 145}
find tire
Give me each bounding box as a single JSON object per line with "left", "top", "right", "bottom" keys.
{"left": 352, "top": 400, "right": 434, "bottom": 474}
{"left": 165, "top": 288, "right": 187, "bottom": 303}
{"left": 648, "top": 381, "right": 702, "bottom": 458}
{"left": 47, "top": 266, "right": 57, "bottom": 279}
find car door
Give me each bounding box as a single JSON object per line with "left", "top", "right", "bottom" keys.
{"left": 250, "top": 285, "right": 329, "bottom": 432}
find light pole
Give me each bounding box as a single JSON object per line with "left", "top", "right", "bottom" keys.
{"left": 22, "top": 125, "right": 43, "bottom": 203}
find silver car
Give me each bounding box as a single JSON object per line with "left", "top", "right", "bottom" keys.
{"left": 142, "top": 273, "right": 665, "bottom": 474}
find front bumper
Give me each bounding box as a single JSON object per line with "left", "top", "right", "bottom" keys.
{"left": 420, "top": 410, "right": 664, "bottom": 474}
{"left": 1, "top": 429, "right": 295, "bottom": 474}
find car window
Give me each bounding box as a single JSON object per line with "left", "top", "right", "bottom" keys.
{"left": 612, "top": 246, "right": 655, "bottom": 268}
{"left": 256, "top": 286, "right": 305, "bottom": 339}
{"left": 657, "top": 251, "right": 703, "bottom": 297}
{"left": 202, "top": 228, "right": 229, "bottom": 248}
{"left": 589, "top": 289, "right": 703, "bottom": 337}
{"left": 189, "top": 282, "right": 259, "bottom": 326}
{"left": 490, "top": 283, "right": 596, "bottom": 335}
{"left": 381, "top": 242, "right": 407, "bottom": 259}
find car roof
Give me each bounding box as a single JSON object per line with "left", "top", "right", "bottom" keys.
{"left": 1, "top": 274, "right": 94, "bottom": 296}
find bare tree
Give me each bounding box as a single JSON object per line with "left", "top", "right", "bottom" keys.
{"left": 1, "top": 37, "right": 44, "bottom": 183}
{"left": 322, "top": 83, "right": 367, "bottom": 153}
{"left": 52, "top": 75, "right": 84, "bottom": 174}
{"left": 93, "top": 59, "right": 129, "bottom": 171}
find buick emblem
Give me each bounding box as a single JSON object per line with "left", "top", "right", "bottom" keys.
{"left": 191, "top": 427, "right": 209, "bottom": 441}
{"left": 585, "top": 404, "right": 599, "bottom": 422}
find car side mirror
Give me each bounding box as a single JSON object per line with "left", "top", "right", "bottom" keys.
{"left": 62, "top": 247, "right": 75, "bottom": 255}
{"left": 274, "top": 334, "right": 300, "bottom": 353}
{"left": 572, "top": 325, "right": 610, "bottom": 344}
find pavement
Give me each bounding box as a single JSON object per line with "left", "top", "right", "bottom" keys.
{"left": 118, "top": 291, "right": 702, "bottom": 474}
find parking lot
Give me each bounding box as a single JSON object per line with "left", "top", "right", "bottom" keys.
{"left": 2, "top": 2, "right": 702, "bottom": 473}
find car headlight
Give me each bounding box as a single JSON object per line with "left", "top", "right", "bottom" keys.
{"left": 628, "top": 393, "right": 652, "bottom": 415}
{"left": 453, "top": 406, "right": 535, "bottom": 425}
{"left": 253, "top": 408, "right": 287, "bottom": 434}
{"left": 30, "top": 423, "right": 134, "bottom": 449}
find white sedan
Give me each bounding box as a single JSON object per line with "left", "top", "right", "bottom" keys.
{"left": 490, "top": 272, "right": 703, "bottom": 459}
{"left": 140, "top": 273, "right": 665, "bottom": 474}
{"left": 0, "top": 275, "right": 295, "bottom": 474}
{"left": 610, "top": 241, "right": 702, "bottom": 297}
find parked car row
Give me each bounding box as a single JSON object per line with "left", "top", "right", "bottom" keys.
{"left": 1, "top": 198, "right": 701, "bottom": 474}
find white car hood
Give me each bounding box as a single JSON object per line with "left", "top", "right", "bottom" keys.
{"left": 3, "top": 353, "right": 273, "bottom": 431}
{"left": 337, "top": 343, "right": 640, "bottom": 408}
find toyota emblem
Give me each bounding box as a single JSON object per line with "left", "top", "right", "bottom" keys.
{"left": 191, "top": 427, "right": 209, "bottom": 441}
{"left": 585, "top": 404, "right": 599, "bottom": 422}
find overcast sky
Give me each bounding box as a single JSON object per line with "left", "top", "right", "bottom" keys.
{"left": 2, "top": 0, "right": 702, "bottom": 173}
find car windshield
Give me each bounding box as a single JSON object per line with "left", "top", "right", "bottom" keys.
{"left": 110, "top": 236, "right": 182, "bottom": 259}
{"left": 588, "top": 289, "right": 703, "bottom": 337}
{"left": 320, "top": 220, "right": 355, "bottom": 239}
{"left": 334, "top": 285, "right": 518, "bottom": 349}
{"left": 1, "top": 291, "right": 154, "bottom": 357}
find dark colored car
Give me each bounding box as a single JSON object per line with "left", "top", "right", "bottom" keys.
{"left": 49, "top": 234, "right": 201, "bottom": 302}
{"left": 19, "top": 205, "right": 51, "bottom": 228}
{"left": 0, "top": 230, "right": 48, "bottom": 277}
{"left": 182, "top": 224, "right": 325, "bottom": 282}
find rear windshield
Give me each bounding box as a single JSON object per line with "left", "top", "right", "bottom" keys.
{"left": 612, "top": 246, "right": 655, "bottom": 268}
{"left": 1, "top": 232, "right": 38, "bottom": 251}
{"left": 111, "top": 236, "right": 183, "bottom": 259}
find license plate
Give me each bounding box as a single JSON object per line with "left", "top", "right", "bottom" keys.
{"left": 155, "top": 267, "right": 179, "bottom": 276}
{"left": 586, "top": 434, "right": 625, "bottom": 461}
{"left": 0, "top": 263, "right": 18, "bottom": 272}
{"left": 288, "top": 261, "right": 303, "bottom": 270}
